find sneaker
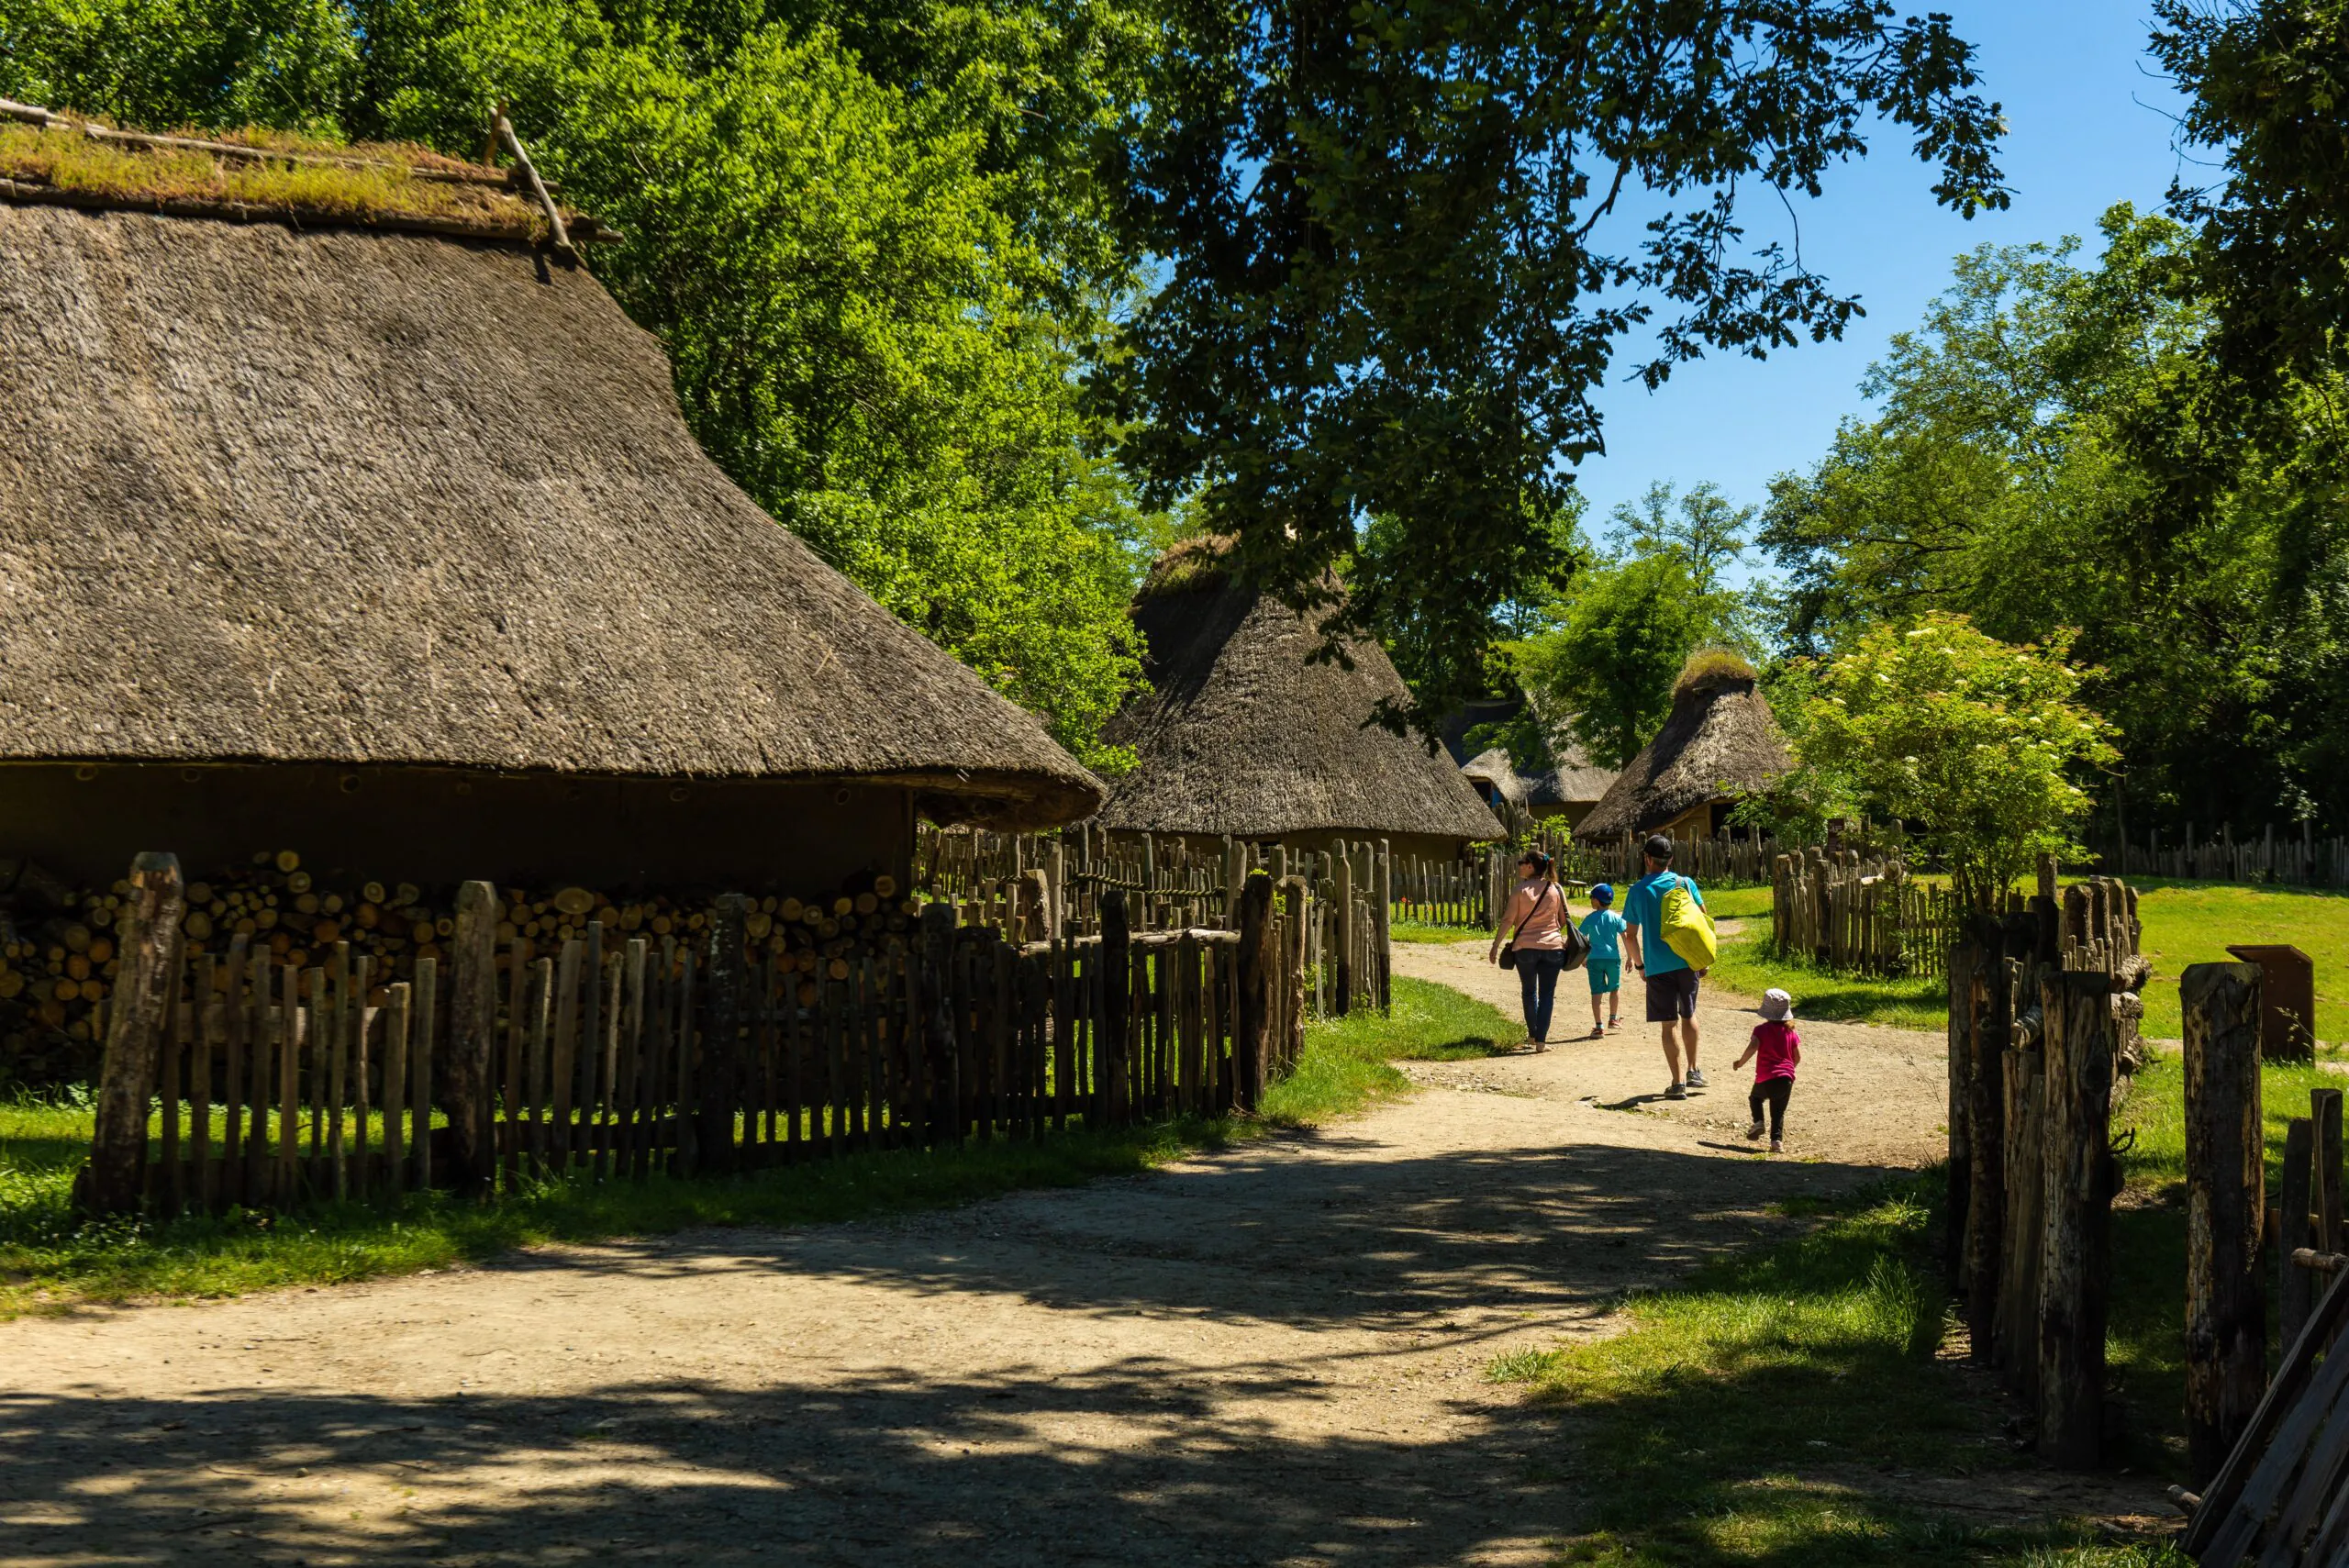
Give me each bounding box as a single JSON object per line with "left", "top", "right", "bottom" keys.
{"left": 1665, "top": 1082, "right": 1687, "bottom": 1100}
{"left": 1588, "top": 1026, "right": 1605, "bottom": 1040}
{"left": 1769, "top": 1139, "right": 1784, "bottom": 1153}
{"left": 1685, "top": 1066, "right": 1708, "bottom": 1089}
{"left": 1745, "top": 1120, "right": 1765, "bottom": 1141}
{"left": 1607, "top": 1018, "right": 1621, "bottom": 1032}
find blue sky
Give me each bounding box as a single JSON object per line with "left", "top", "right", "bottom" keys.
{"left": 1570, "top": 2, "right": 2193, "bottom": 554}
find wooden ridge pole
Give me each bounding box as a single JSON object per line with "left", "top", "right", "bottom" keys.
{"left": 87, "top": 853, "right": 184, "bottom": 1217}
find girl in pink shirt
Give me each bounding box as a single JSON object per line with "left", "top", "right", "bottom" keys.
{"left": 1734, "top": 987, "right": 1800, "bottom": 1152}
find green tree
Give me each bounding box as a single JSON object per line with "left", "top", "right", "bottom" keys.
{"left": 1758, "top": 206, "right": 2349, "bottom": 834}
{"left": 1094, "top": 0, "right": 2009, "bottom": 731}
{"left": 1789, "top": 614, "right": 2116, "bottom": 911}
{"left": 1515, "top": 554, "right": 1716, "bottom": 770}
{"left": 0, "top": 0, "right": 1156, "bottom": 768}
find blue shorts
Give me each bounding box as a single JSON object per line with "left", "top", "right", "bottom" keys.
{"left": 1586, "top": 959, "right": 1622, "bottom": 995}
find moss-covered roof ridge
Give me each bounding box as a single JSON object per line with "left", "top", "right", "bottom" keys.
{"left": 0, "top": 99, "right": 614, "bottom": 245}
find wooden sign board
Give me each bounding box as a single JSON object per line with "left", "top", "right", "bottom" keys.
{"left": 2226, "top": 943, "right": 2317, "bottom": 1062}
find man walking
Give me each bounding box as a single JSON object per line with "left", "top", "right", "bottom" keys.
{"left": 1621, "top": 833, "right": 1708, "bottom": 1099}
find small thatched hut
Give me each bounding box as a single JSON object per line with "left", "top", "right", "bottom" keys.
{"left": 1573, "top": 654, "right": 1790, "bottom": 844}
{"left": 1099, "top": 541, "right": 1504, "bottom": 856}
{"left": 0, "top": 110, "right": 1100, "bottom": 894}
{"left": 1459, "top": 749, "right": 1530, "bottom": 816}
{"left": 1523, "top": 734, "right": 1620, "bottom": 829}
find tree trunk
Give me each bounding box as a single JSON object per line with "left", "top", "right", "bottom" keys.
{"left": 445, "top": 880, "right": 499, "bottom": 1195}
{"left": 87, "top": 853, "right": 185, "bottom": 1217}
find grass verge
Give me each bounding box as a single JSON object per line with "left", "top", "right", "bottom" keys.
{"left": 1707, "top": 913, "right": 1949, "bottom": 1031}
{"left": 0, "top": 977, "right": 1515, "bottom": 1318}
{"left": 1489, "top": 1173, "right": 2186, "bottom": 1566}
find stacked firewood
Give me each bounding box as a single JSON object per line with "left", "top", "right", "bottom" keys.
{"left": 0, "top": 851, "right": 916, "bottom": 1083}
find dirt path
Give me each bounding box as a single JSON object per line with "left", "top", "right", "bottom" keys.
{"left": 1, "top": 957, "right": 1958, "bottom": 1567}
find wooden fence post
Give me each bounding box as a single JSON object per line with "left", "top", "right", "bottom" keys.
{"left": 1100, "top": 889, "right": 1130, "bottom": 1125}
{"left": 2315, "top": 1088, "right": 2344, "bottom": 1257}
{"left": 1965, "top": 931, "right": 2010, "bottom": 1362}
{"left": 2279, "top": 1117, "right": 2316, "bottom": 1351}
{"left": 2038, "top": 969, "right": 2119, "bottom": 1469}
{"left": 1946, "top": 934, "right": 1979, "bottom": 1290}
{"left": 87, "top": 852, "right": 185, "bottom": 1217}
{"left": 1374, "top": 840, "right": 1392, "bottom": 1014}
{"left": 1235, "top": 872, "right": 1274, "bottom": 1110}
{"left": 446, "top": 879, "right": 498, "bottom": 1196}
{"left": 2182, "top": 961, "right": 2267, "bottom": 1487}
{"left": 918, "top": 903, "right": 957, "bottom": 1143}
{"left": 702, "top": 894, "right": 750, "bottom": 1172}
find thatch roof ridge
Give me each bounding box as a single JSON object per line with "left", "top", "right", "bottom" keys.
{"left": 1101, "top": 563, "right": 1505, "bottom": 842}
{"left": 0, "top": 103, "right": 613, "bottom": 245}
{"left": 1572, "top": 663, "right": 1790, "bottom": 841}
{"left": 0, "top": 197, "right": 1101, "bottom": 828}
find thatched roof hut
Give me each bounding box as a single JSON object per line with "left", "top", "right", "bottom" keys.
{"left": 1459, "top": 749, "right": 1530, "bottom": 813}
{"left": 0, "top": 110, "right": 1100, "bottom": 889}
{"left": 1524, "top": 733, "right": 1620, "bottom": 828}
{"left": 1100, "top": 541, "right": 1504, "bottom": 854}
{"left": 1573, "top": 654, "right": 1790, "bottom": 844}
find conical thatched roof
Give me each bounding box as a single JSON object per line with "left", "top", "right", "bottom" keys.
{"left": 1574, "top": 654, "right": 1790, "bottom": 841}
{"left": 1100, "top": 542, "right": 1505, "bottom": 843}
{"left": 1460, "top": 748, "right": 1530, "bottom": 810}
{"left": 0, "top": 123, "right": 1102, "bottom": 829}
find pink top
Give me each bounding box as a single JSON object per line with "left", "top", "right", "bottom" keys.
{"left": 1749, "top": 1020, "right": 1800, "bottom": 1081}
{"left": 1497, "top": 880, "right": 1569, "bottom": 950}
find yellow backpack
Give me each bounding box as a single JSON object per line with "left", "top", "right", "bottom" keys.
{"left": 1659, "top": 879, "right": 1718, "bottom": 969}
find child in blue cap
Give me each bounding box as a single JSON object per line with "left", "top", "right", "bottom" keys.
{"left": 1579, "top": 884, "right": 1628, "bottom": 1038}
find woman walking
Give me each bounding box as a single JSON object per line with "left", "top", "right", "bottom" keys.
{"left": 1487, "top": 850, "right": 1572, "bottom": 1051}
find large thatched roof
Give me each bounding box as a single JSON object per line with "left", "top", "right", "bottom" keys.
{"left": 0, "top": 128, "right": 1102, "bottom": 829}
{"left": 1574, "top": 656, "right": 1790, "bottom": 841}
{"left": 1100, "top": 545, "right": 1504, "bottom": 843}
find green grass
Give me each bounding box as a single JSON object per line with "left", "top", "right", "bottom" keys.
{"left": 1708, "top": 913, "right": 1950, "bottom": 1031}
{"left": 1259, "top": 975, "right": 1518, "bottom": 1123}
{"left": 0, "top": 977, "right": 1516, "bottom": 1317}
{"left": 1490, "top": 1173, "right": 2186, "bottom": 1566}
{"left": 2125, "top": 878, "right": 2349, "bottom": 1040}
{"left": 1390, "top": 917, "right": 1486, "bottom": 944}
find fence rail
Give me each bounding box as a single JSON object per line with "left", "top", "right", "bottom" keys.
{"left": 1771, "top": 850, "right": 1965, "bottom": 979}
{"left": 83, "top": 857, "right": 1309, "bottom": 1218}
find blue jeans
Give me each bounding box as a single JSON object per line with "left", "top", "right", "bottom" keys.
{"left": 1515, "top": 949, "right": 1567, "bottom": 1042}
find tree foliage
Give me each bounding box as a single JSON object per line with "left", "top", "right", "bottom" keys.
{"left": 1759, "top": 206, "right": 2349, "bottom": 834}
{"left": 1092, "top": 0, "right": 2009, "bottom": 730}
{"left": 0, "top": 0, "right": 1156, "bottom": 768}
{"left": 1787, "top": 615, "right": 2116, "bottom": 911}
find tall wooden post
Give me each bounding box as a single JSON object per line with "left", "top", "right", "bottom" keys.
{"left": 1946, "top": 934, "right": 1979, "bottom": 1290}
{"left": 2038, "top": 969, "right": 2118, "bottom": 1468}
{"left": 1965, "top": 931, "right": 2009, "bottom": 1361}
{"left": 2313, "top": 1087, "right": 2343, "bottom": 1256}
{"left": 918, "top": 903, "right": 957, "bottom": 1143}
{"left": 446, "top": 879, "right": 498, "bottom": 1196}
{"left": 1374, "top": 840, "right": 1393, "bottom": 1014}
{"left": 2182, "top": 962, "right": 2267, "bottom": 1487}
{"left": 1235, "top": 872, "right": 1275, "bottom": 1110}
{"left": 87, "top": 852, "right": 185, "bottom": 1217}
{"left": 701, "top": 895, "right": 750, "bottom": 1173}
{"left": 1099, "top": 889, "right": 1130, "bottom": 1125}
{"left": 2279, "top": 1116, "right": 2316, "bottom": 1350}
{"left": 1332, "top": 839, "right": 1354, "bottom": 1017}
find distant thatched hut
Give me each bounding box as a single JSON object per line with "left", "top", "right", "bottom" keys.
{"left": 1459, "top": 749, "right": 1530, "bottom": 816}
{"left": 1573, "top": 654, "right": 1790, "bottom": 844}
{"left": 1099, "top": 541, "right": 1504, "bottom": 857}
{"left": 1523, "top": 735, "right": 1620, "bottom": 830}
{"left": 0, "top": 111, "right": 1100, "bottom": 895}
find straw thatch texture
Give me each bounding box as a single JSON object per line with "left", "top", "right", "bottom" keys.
{"left": 1102, "top": 564, "right": 1505, "bottom": 843}
{"left": 0, "top": 201, "right": 1101, "bottom": 829}
{"left": 1460, "top": 749, "right": 1531, "bottom": 809}
{"left": 1525, "top": 733, "right": 1618, "bottom": 814}
{"left": 1573, "top": 662, "right": 1790, "bottom": 841}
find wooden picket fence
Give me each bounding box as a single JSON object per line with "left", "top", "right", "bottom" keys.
{"left": 918, "top": 823, "right": 1391, "bottom": 1017}
{"left": 2090, "top": 822, "right": 2349, "bottom": 889}
{"left": 1771, "top": 849, "right": 1967, "bottom": 978}
{"left": 81, "top": 857, "right": 1307, "bottom": 1218}
{"left": 1391, "top": 851, "right": 1491, "bottom": 929}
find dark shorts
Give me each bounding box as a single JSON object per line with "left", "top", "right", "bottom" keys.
{"left": 1643, "top": 967, "right": 1698, "bottom": 1022}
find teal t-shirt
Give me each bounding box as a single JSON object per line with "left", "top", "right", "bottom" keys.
{"left": 1622, "top": 871, "right": 1705, "bottom": 975}
{"left": 1578, "top": 907, "right": 1627, "bottom": 962}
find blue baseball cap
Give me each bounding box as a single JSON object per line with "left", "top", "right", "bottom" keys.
{"left": 1591, "top": 884, "right": 1614, "bottom": 906}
